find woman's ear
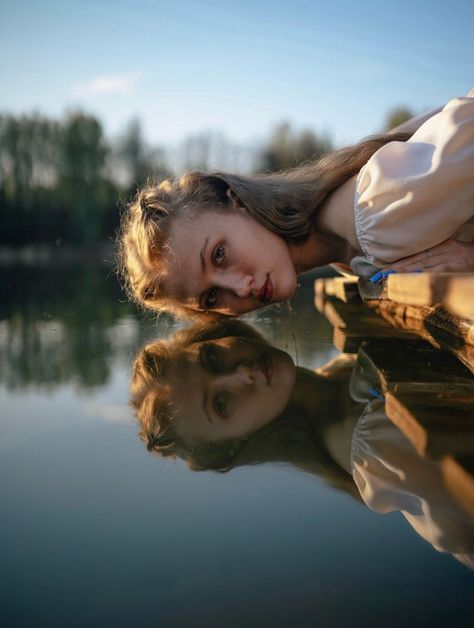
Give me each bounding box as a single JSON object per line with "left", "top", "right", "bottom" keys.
{"left": 226, "top": 187, "right": 245, "bottom": 211}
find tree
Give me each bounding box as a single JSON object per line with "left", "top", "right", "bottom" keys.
{"left": 56, "top": 112, "right": 110, "bottom": 245}
{"left": 116, "top": 117, "right": 170, "bottom": 193}
{"left": 384, "top": 107, "right": 414, "bottom": 132}
{"left": 257, "top": 122, "right": 332, "bottom": 173}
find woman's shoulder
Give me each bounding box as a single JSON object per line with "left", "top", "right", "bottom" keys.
{"left": 353, "top": 92, "right": 474, "bottom": 264}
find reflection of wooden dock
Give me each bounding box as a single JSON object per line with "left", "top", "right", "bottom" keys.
{"left": 314, "top": 274, "right": 474, "bottom": 516}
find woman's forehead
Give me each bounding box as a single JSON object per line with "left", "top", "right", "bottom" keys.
{"left": 159, "top": 241, "right": 202, "bottom": 303}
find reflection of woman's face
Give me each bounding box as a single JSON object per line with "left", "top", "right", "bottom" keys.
{"left": 167, "top": 336, "right": 296, "bottom": 443}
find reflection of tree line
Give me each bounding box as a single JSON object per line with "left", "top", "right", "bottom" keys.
{"left": 0, "top": 264, "right": 173, "bottom": 390}
{"left": 0, "top": 108, "right": 412, "bottom": 247}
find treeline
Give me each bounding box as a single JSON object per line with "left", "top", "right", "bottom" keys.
{"left": 0, "top": 263, "right": 166, "bottom": 390}
{"left": 0, "top": 112, "right": 155, "bottom": 247}
{"left": 0, "top": 107, "right": 411, "bottom": 247}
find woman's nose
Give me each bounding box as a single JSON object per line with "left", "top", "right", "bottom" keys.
{"left": 219, "top": 363, "right": 256, "bottom": 386}
{"left": 217, "top": 271, "right": 253, "bottom": 298}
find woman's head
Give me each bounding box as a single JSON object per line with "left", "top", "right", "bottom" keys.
{"left": 118, "top": 172, "right": 299, "bottom": 317}
{"left": 131, "top": 319, "right": 296, "bottom": 469}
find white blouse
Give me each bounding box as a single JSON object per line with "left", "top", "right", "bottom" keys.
{"left": 351, "top": 89, "right": 474, "bottom": 275}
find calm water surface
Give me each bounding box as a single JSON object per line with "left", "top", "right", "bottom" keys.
{"left": 1, "top": 264, "right": 473, "bottom": 628}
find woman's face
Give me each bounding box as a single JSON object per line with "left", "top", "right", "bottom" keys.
{"left": 166, "top": 336, "right": 296, "bottom": 443}
{"left": 160, "top": 209, "right": 298, "bottom": 315}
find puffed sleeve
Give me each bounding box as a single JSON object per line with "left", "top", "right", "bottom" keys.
{"left": 354, "top": 90, "right": 474, "bottom": 265}
{"left": 351, "top": 402, "right": 474, "bottom": 561}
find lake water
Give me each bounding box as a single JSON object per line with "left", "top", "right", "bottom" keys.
{"left": 1, "top": 263, "right": 473, "bottom": 628}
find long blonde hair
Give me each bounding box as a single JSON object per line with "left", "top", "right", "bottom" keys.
{"left": 117, "top": 131, "right": 412, "bottom": 316}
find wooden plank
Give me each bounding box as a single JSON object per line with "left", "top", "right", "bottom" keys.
{"left": 333, "top": 327, "right": 417, "bottom": 354}
{"left": 443, "top": 275, "right": 474, "bottom": 320}
{"left": 367, "top": 301, "right": 474, "bottom": 373}
{"left": 386, "top": 272, "right": 449, "bottom": 305}
{"left": 358, "top": 339, "right": 474, "bottom": 392}
{"left": 359, "top": 272, "right": 474, "bottom": 320}
{"left": 314, "top": 279, "right": 327, "bottom": 312}
{"left": 321, "top": 297, "right": 418, "bottom": 353}
{"left": 315, "top": 281, "right": 474, "bottom": 370}
{"left": 385, "top": 390, "right": 474, "bottom": 459}
{"left": 315, "top": 277, "right": 360, "bottom": 303}
{"left": 384, "top": 389, "right": 474, "bottom": 516}
{"left": 359, "top": 273, "right": 474, "bottom": 317}
{"left": 322, "top": 298, "right": 400, "bottom": 331}
{"left": 316, "top": 296, "right": 419, "bottom": 353}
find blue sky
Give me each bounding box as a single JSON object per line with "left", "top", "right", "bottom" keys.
{"left": 1, "top": 0, "right": 473, "bottom": 149}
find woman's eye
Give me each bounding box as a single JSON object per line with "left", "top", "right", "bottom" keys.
{"left": 213, "top": 391, "right": 229, "bottom": 418}
{"left": 204, "top": 344, "right": 220, "bottom": 370}
{"left": 212, "top": 244, "right": 225, "bottom": 266}
{"left": 205, "top": 287, "right": 218, "bottom": 308}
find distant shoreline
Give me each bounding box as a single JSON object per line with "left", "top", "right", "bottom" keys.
{"left": 0, "top": 243, "right": 116, "bottom": 266}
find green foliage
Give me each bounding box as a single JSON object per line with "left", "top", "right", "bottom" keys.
{"left": 384, "top": 106, "right": 414, "bottom": 131}
{"left": 117, "top": 117, "right": 171, "bottom": 194}
{"left": 0, "top": 263, "right": 166, "bottom": 391}
{"left": 0, "top": 111, "right": 171, "bottom": 247}
{"left": 257, "top": 122, "right": 333, "bottom": 173}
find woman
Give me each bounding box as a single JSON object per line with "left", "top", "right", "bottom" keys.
{"left": 118, "top": 90, "right": 474, "bottom": 317}
{"left": 130, "top": 320, "right": 474, "bottom": 567}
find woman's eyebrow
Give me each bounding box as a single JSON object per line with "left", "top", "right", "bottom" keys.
{"left": 200, "top": 236, "right": 209, "bottom": 272}
{"left": 202, "top": 389, "right": 213, "bottom": 423}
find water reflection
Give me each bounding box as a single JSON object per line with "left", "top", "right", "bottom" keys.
{"left": 131, "top": 319, "right": 474, "bottom": 568}
{"left": 0, "top": 264, "right": 174, "bottom": 390}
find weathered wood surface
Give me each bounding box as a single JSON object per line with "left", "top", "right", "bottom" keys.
{"left": 386, "top": 273, "right": 474, "bottom": 320}
{"left": 368, "top": 300, "right": 474, "bottom": 373}
{"left": 358, "top": 272, "right": 474, "bottom": 321}
{"left": 385, "top": 389, "right": 474, "bottom": 459}
{"left": 316, "top": 277, "right": 474, "bottom": 370}
{"left": 314, "top": 284, "right": 417, "bottom": 353}
{"left": 357, "top": 339, "right": 474, "bottom": 393}
{"left": 317, "top": 277, "right": 361, "bottom": 303}
{"left": 354, "top": 273, "right": 474, "bottom": 323}
{"left": 443, "top": 275, "right": 474, "bottom": 320}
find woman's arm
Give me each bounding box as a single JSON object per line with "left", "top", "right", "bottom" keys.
{"left": 382, "top": 239, "right": 474, "bottom": 273}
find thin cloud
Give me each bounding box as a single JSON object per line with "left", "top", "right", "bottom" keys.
{"left": 70, "top": 72, "right": 143, "bottom": 98}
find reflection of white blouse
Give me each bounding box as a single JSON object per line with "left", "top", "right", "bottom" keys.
{"left": 351, "top": 89, "right": 474, "bottom": 275}
{"left": 351, "top": 399, "right": 474, "bottom": 568}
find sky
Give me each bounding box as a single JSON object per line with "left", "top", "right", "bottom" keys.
{"left": 1, "top": 0, "right": 473, "bottom": 152}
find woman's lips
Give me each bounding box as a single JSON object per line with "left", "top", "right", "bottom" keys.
{"left": 257, "top": 274, "right": 273, "bottom": 303}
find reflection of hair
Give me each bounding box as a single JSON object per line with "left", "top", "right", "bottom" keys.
{"left": 117, "top": 131, "right": 412, "bottom": 316}
{"left": 131, "top": 320, "right": 361, "bottom": 500}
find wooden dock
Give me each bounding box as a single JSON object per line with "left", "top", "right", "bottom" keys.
{"left": 314, "top": 273, "right": 474, "bottom": 516}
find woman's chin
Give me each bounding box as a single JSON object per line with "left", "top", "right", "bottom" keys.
{"left": 272, "top": 348, "right": 296, "bottom": 385}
